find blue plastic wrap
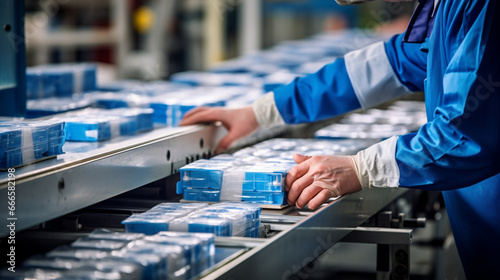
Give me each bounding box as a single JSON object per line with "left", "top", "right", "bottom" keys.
{"left": 122, "top": 202, "right": 261, "bottom": 239}
{"left": 26, "top": 63, "right": 97, "bottom": 99}
{"left": 0, "top": 120, "right": 65, "bottom": 169}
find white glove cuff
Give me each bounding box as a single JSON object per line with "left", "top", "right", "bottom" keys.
{"left": 354, "top": 136, "right": 401, "bottom": 189}
{"left": 251, "top": 92, "right": 286, "bottom": 129}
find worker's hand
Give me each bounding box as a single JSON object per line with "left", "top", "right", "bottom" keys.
{"left": 179, "top": 106, "right": 259, "bottom": 152}
{"left": 285, "top": 154, "right": 362, "bottom": 210}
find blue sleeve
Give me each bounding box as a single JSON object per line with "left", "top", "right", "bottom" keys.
{"left": 385, "top": 33, "right": 427, "bottom": 92}
{"left": 273, "top": 58, "right": 361, "bottom": 124}
{"left": 396, "top": 0, "right": 500, "bottom": 190}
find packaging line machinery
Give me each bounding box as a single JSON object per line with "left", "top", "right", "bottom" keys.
{"left": 0, "top": 122, "right": 420, "bottom": 279}
{"left": 0, "top": 2, "right": 428, "bottom": 278}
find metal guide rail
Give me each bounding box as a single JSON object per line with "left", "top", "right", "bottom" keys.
{"left": 0, "top": 124, "right": 227, "bottom": 236}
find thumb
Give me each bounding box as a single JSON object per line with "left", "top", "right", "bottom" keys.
{"left": 293, "top": 154, "right": 311, "bottom": 164}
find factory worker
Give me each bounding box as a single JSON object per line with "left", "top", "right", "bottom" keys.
{"left": 181, "top": 0, "right": 500, "bottom": 278}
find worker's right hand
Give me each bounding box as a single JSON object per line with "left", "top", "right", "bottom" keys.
{"left": 179, "top": 106, "right": 259, "bottom": 152}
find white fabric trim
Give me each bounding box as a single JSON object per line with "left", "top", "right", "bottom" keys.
{"left": 345, "top": 42, "right": 413, "bottom": 109}
{"left": 251, "top": 92, "right": 286, "bottom": 129}
{"left": 354, "top": 136, "right": 400, "bottom": 189}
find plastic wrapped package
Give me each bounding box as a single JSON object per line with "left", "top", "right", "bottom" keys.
{"left": 26, "top": 96, "right": 93, "bottom": 118}
{"left": 22, "top": 257, "right": 143, "bottom": 280}
{"left": 122, "top": 202, "right": 260, "bottom": 238}
{"left": 148, "top": 93, "right": 226, "bottom": 127}
{"left": 87, "top": 228, "right": 145, "bottom": 241}
{"left": 314, "top": 123, "right": 410, "bottom": 140}
{"left": 166, "top": 216, "right": 232, "bottom": 237}
{"left": 84, "top": 91, "right": 151, "bottom": 109}
{"left": 155, "top": 232, "right": 215, "bottom": 272}
{"left": 0, "top": 120, "right": 66, "bottom": 169}
{"left": 121, "top": 212, "right": 177, "bottom": 235}
{"left": 177, "top": 159, "right": 294, "bottom": 205}
{"left": 244, "top": 51, "right": 312, "bottom": 70}
{"left": 210, "top": 58, "right": 283, "bottom": 77}
{"left": 169, "top": 71, "right": 257, "bottom": 87}
{"left": 62, "top": 116, "right": 114, "bottom": 142}
{"left": 0, "top": 267, "right": 64, "bottom": 280}
{"left": 71, "top": 237, "right": 130, "bottom": 251}
{"left": 143, "top": 235, "right": 204, "bottom": 278}
{"left": 82, "top": 108, "right": 155, "bottom": 133}
{"left": 46, "top": 246, "right": 112, "bottom": 260}
{"left": 26, "top": 68, "right": 57, "bottom": 99}
{"left": 117, "top": 239, "right": 188, "bottom": 280}
{"left": 26, "top": 63, "right": 97, "bottom": 99}
{"left": 98, "top": 79, "right": 189, "bottom": 95}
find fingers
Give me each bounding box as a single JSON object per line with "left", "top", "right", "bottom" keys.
{"left": 293, "top": 153, "right": 311, "bottom": 164}
{"left": 285, "top": 155, "right": 312, "bottom": 190}
{"left": 294, "top": 184, "right": 323, "bottom": 209}
{"left": 179, "top": 107, "right": 222, "bottom": 126}
{"left": 307, "top": 189, "right": 334, "bottom": 210}
{"left": 287, "top": 174, "right": 314, "bottom": 205}
{"left": 216, "top": 131, "right": 239, "bottom": 153}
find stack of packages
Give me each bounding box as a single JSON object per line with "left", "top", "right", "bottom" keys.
{"left": 315, "top": 101, "right": 427, "bottom": 140}
{"left": 0, "top": 120, "right": 65, "bottom": 169}
{"left": 176, "top": 138, "right": 378, "bottom": 206}
{"left": 57, "top": 108, "right": 154, "bottom": 142}
{"left": 11, "top": 228, "right": 215, "bottom": 280}
{"left": 26, "top": 63, "right": 97, "bottom": 99}
{"left": 121, "top": 202, "right": 261, "bottom": 238}
{"left": 86, "top": 86, "right": 260, "bottom": 127}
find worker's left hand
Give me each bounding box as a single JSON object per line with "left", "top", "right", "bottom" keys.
{"left": 285, "top": 154, "right": 362, "bottom": 210}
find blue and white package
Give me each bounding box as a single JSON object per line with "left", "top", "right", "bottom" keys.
{"left": 177, "top": 160, "right": 294, "bottom": 205}
{"left": 0, "top": 120, "right": 66, "bottom": 169}
{"left": 314, "top": 123, "right": 410, "bottom": 140}
{"left": 210, "top": 58, "right": 283, "bottom": 77}
{"left": 46, "top": 246, "right": 113, "bottom": 260}
{"left": 122, "top": 203, "right": 209, "bottom": 235}
{"left": 170, "top": 71, "right": 257, "bottom": 87}
{"left": 26, "top": 96, "right": 93, "bottom": 118}
{"left": 80, "top": 108, "right": 154, "bottom": 134}
{"left": 71, "top": 237, "right": 130, "bottom": 251}
{"left": 62, "top": 116, "right": 113, "bottom": 142}
{"left": 118, "top": 239, "right": 188, "bottom": 280}
{"left": 155, "top": 232, "right": 215, "bottom": 272}
{"left": 143, "top": 234, "right": 204, "bottom": 278}
{"left": 98, "top": 79, "right": 189, "bottom": 95}
{"left": 26, "top": 63, "right": 97, "bottom": 99}
{"left": 87, "top": 228, "right": 145, "bottom": 241}
{"left": 22, "top": 256, "right": 144, "bottom": 280}
{"left": 122, "top": 202, "right": 260, "bottom": 238}
{"left": 84, "top": 91, "right": 151, "bottom": 109}
{"left": 121, "top": 212, "right": 178, "bottom": 235}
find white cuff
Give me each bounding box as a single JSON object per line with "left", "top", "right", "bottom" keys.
{"left": 252, "top": 92, "right": 286, "bottom": 129}
{"left": 354, "top": 136, "right": 400, "bottom": 188}
{"left": 345, "top": 41, "right": 413, "bottom": 109}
